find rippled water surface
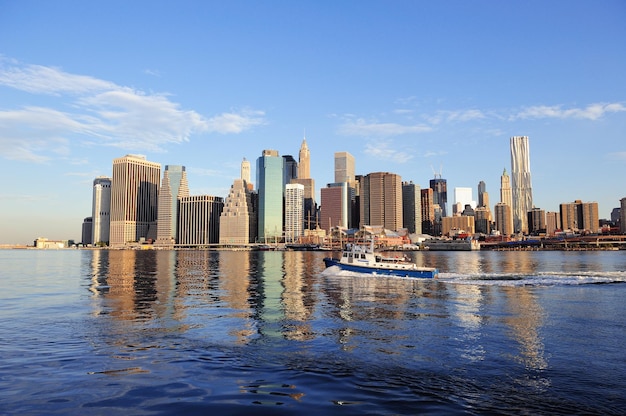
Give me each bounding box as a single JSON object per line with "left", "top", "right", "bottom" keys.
{"left": 1, "top": 249, "right": 625, "bottom": 415}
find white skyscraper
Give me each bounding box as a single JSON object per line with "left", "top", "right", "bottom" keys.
{"left": 91, "top": 176, "right": 111, "bottom": 245}
{"left": 285, "top": 183, "right": 305, "bottom": 243}
{"left": 510, "top": 136, "right": 533, "bottom": 234}
{"left": 453, "top": 187, "right": 476, "bottom": 215}
{"left": 156, "top": 165, "right": 189, "bottom": 245}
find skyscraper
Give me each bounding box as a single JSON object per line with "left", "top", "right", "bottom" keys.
{"left": 510, "top": 136, "right": 533, "bottom": 234}
{"left": 178, "top": 195, "right": 224, "bottom": 245}
{"left": 360, "top": 172, "right": 403, "bottom": 231}
{"left": 91, "top": 176, "right": 111, "bottom": 245}
{"left": 219, "top": 178, "right": 257, "bottom": 245}
{"left": 453, "top": 187, "right": 475, "bottom": 215}
{"left": 283, "top": 155, "right": 298, "bottom": 185}
{"left": 257, "top": 150, "right": 284, "bottom": 241}
{"left": 298, "top": 138, "right": 310, "bottom": 179}
{"left": 320, "top": 182, "right": 349, "bottom": 232}
{"left": 110, "top": 155, "right": 161, "bottom": 246}
{"left": 156, "top": 165, "right": 189, "bottom": 245}
{"left": 241, "top": 158, "right": 251, "bottom": 186}
{"left": 334, "top": 151, "right": 355, "bottom": 187}
{"left": 420, "top": 188, "right": 435, "bottom": 235}
{"left": 499, "top": 168, "right": 514, "bottom": 236}
{"left": 429, "top": 174, "right": 448, "bottom": 218}
{"left": 292, "top": 137, "right": 317, "bottom": 229}
{"left": 285, "top": 183, "right": 304, "bottom": 242}
{"left": 559, "top": 200, "right": 599, "bottom": 233}
{"left": 402, "top": 181, "right": 422, "bottom": 234}
{"left": 621, "top": 198, "right": 626, "bottom": 234}
{"left": 494, "top": 202, "right": 513, "bottom": 237}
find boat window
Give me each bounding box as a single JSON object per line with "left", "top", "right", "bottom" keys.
{"left": 343, "top": 253, "right": 348, "bottom": 258}
{"left": 361, "top": 254, "right": 366, "bottom": 259}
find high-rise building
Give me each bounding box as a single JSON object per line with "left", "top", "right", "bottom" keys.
{"left": 241, "top": 158, "right": 251, "bottom": 187}
{"left": 320, "top": 182, "right": 350, "bottom": 232}
{"left": 499, "top": 168, "right": 514, "bottom": 236}
{"left": 156, "top": 165, "right": 189, "bottom": 245}
{"left": 360, "top": 172, "right": 403, "bottom": 231}
{"left": 560, "top": 200, "right": 599, "bottom": 233}
{"left": 334, "top": 151, "right": 355, "bottom": 187}
{"left": 285, "top": 183, "right": 305, "bottom": 242}
{"left": 420, "top": 188, "right": 435, "bottom": 235}
{"left": 510, "top": 136, "right": 533, "bottom": 234}
{"left": 110, "top": 155, "right": 161, "bottom": 246}
{"left": 82, "top": 217, "right": 92, "bottom": 245}
{"left": 402, "top": 181, "right": 422, "bottom": 234}
{"left": 478, "top": 181, "right": 487, "bottom": 207}
{"left": 292, "top": 138, "right": 317, "bottom": 229}
{"left": 494, "top": 202, "right": 513, "bottom": 237}
{"left": 474, "top": 206, "right": 491, "bottom": 234}
{"left": 257, "top": 150, "right": 284, "bottom": 241}
{"left": 299, "top": 138, "right": 311, "bottom": 179}
{"left": 91, "top": 176, "right": 111, "bottom": 245}
{"left": 178, "top": 195, "right": 224, "bottom": 245}
{"left": 528, "top": 207, "right": 546, "bottom": 234}
{"left": 429, "top": 174, "right": 448, "bottom": 218}
{"left": 546, "top": 212, "right": 560, "bottom": 236}
{"left": 283, "top": 155, "right": 298, "bottom": 185}
{"left": 219, "top": 178, "right": 257, "bottom": 245}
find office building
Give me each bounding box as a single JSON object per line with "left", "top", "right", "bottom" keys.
{"left": 299, "top": 137, "right": 311, "bottom": 179}
{"left": 546, "top": 212, "right": 560, "bottom": 236}
{"left": 285, "top": 183, "right": 305, "bottom": 242}
{"left": 178, "top": 195, "right": 224, "bottom": 245}
{"left": 528, "top": 207, "right": 546, "bottom": 234}
{"left": 219, "top": 171, "right": 257, "bottom": 245}
{"left": 494, "top": 202, "right": 513, "bottom": 237}
{"left": 283, "top": 155, "right": 298, "bottom": 185}
{"left": 82, "top": 217, "right": 92, "bottom": 245}
{"left": 421, "top": 188, "right": 435, "bottom": 235}
{"left": 560, "top": 200, "right": 599, "bottom": 233}
{"left": 110, "top": 155, "right": 161, "bottom": 246}
{"left": 453, "top": 187, "right": 475, "bottom": 215}
{"left": 291, "top": 138, "right": 317, "bottom": 229}
{"left": 91, "top": 176, "right": 111, "bottom": 245}
{"left": 257, "top": 150, "right": 284, "bottom": 241}
{"left": 241, "top": 158, "right": 252, "bottom": 189}
{"left": 510, "top": 136, "right": 533, "bottom": 234}
{"left": 360, "top": 172, "right": 403, "bottom": 231}
{"left": 499, "top": 168, "right": 514, "bottom": 236}
{"left": 429, "top": 174, "right": 448, "bottom": 218}
{"left": 474, "top": 206, "right": 491, "bottom": 234}
{"left": 442, "top": 215, "right": 475, "bottom": 236}
{"left": 156, "top": 165, "right": 189, "bottom": 245}
{"left": 320, "top": 182, "right": 349, "bottom": 232}
{"left": 334, "top": 151, "right": 355, "bottom": 187}
{"left": 402, "top": 181, "right": 422, "bottom": 234}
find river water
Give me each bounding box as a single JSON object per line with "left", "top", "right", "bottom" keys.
{"left": 1, "top": 249, "right": 625, "bottom": 415}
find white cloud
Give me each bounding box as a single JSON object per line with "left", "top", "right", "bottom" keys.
{"left": 338, "top": 118, "right": 432, "bottom": 137}
{"left": 0, "top": 58, "right": 266, "bottom": 162}
{"left": 512, "top": 103, "right": 626, "bottom": 121}
{"left": 607, "top": 151, "right": 626, "bottom": 161}
{"left": 364, "top": 140, "right": 414, "bottom": 163}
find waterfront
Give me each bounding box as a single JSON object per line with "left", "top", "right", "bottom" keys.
{"left": 1, "top": 249, "right": 625, "bottom": 415}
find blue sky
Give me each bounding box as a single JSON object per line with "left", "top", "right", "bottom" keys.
{"left": 1, "top": 1, "right": 625, "bottom": 244}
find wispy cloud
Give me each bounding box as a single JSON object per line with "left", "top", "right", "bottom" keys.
{"left": 0, "top": 58, "right": 266, "bottom": 162}
{"left": 511, "top": 103, "right": 626, "bottom": 121}
{"left": 338, "top": 118, "right": 432, "bottom": 137}
{"left": 606, "top": 151, "right": 626, "bottom": 161}
{"left": 364, "top": 140, "right": 414, "bottom": 163}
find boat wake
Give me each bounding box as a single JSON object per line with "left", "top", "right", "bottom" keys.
{"left": 322, "top": 266, "right": 626, "bottom": 286}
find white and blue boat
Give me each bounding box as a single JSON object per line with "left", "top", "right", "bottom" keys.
{"left": 323, "top": 240, "right": 439, "bottom": 279}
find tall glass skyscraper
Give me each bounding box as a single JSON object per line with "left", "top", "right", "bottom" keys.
{"left": 257, "top": 150, "right": 284, "bottom": 242}
{"left": 510, "top": 136, "right": 533, "bottom": 234}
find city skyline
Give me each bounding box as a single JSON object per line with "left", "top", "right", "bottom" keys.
{"left": 1, "top": 2, "right": 625, "bottom": 244}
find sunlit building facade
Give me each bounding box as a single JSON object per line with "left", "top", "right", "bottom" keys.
{"left": 510, "top": 136, "right": 533, "bottom": 234}
{"left": 257, "top": 150, "right": 284, "bottom": 241}
{"left": 91, "top": 176, "right": 111, "bottom": 245}
{"left": 156, "top": 165, "right": 189, "bottom": 245}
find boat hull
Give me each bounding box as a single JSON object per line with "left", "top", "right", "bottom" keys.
{"left": 323, "top": 257, "right": 438, "bottom": 279}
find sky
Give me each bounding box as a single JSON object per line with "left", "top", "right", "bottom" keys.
{"left": 1, "top": 1, "right": 625, "bottom": 244}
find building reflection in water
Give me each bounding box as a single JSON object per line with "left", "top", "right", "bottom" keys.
{"left": 217, "top": 250, "right": 256, "bottom": 344}
{"left": 282, "top": 252, "right": 314, "bottom": 341}
{"left": 256, "top": 251, "right": 285, "bottom": 340}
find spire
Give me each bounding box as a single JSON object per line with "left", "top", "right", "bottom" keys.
{"left": 299, "top": 135, "right": 310, "bottom": 179}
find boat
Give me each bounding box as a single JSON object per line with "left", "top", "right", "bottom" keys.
{"left": 323, "top": 240, "right": 439, "bottom": 278}
{"left": 424, "top": 237, "right": 480, "bottom": 251}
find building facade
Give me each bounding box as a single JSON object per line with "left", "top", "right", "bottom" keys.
{"left": 257, "top": 150, "right": 284, "bottom": 241}
{"left": 219, "top": 179, "right": 257, "bottom": 245}
{"left": 528, "top": 207, "right": 546, "bottom": 234}
{"left": 91, "top": 176, "right": 111, "bottom": 245}
{"left": 420, "top": 188, "right": 435, "bottom": 235}
{"left": 510, "top": 136, "right": 533, "bottom": 234}
{"left": 494, "top": 202, "right": 513, "bottom": 237}
{"left": 402, "top": 181, "right": 422, "bottom": 234}
{"left": 621, "top": 198, "right": 626, "bottom": 234}
{"left": 560, "top": 200, "right": 599, "bottom": 233}
{"left": 156, "top": 165, "right": 189, "bottom": 245}
{"left": 320, "top": 182, "right": 349, "bottom": 232}
{"left": 178, "top": 195, "right": 224, "bottom": 245}
{"left": 285, "top": 183, "right": 305, "bottom": 242}
{"left": 110, "top": 155, "right": 161, "bottom": 246}
{"left": 360, "top": 172, "right": 403, "bottom": 231}
{"left": 429, "top": 175, "right": 448, "bottom": 218}
{"left": 334, "top": 151, "right": 355, "bottom": 187}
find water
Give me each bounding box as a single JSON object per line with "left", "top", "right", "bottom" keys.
{"left": 1, "top": 249, "right": 625, "bottom": 415}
